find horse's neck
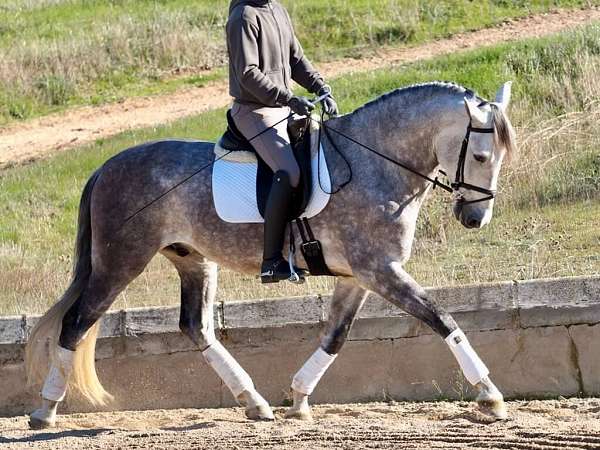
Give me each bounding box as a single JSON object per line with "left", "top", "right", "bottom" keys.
{"left": 325, "top": 98, "right": 451, "bottom": 202}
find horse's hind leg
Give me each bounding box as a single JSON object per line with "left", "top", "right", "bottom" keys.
{"left": 164, "top": 247, "right": 274, "bottom": 421}
{"left": 30, "top": 251, "right": 155, "bottom": 429}
{"left": 358, "top": 261, "right": 507, "bottom": 420}
{"left": 286, "top": 276, "right": 368, "bottom": 420}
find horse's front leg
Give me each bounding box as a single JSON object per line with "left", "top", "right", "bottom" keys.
{"left": 286, "top": 276, "right": 368, "bottom": 420}
{"left": 173, "top": 255, "right": 273, "bottom": 421}
{"left": 359, "top": 260, "right": 507, "bottom": 419}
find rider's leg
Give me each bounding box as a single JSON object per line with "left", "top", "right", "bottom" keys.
{"left": 232, "top": 104, "right": 302, "bottom": 282}
{"left": 260, "top": 170, "right": 295, "bottom": 282}
{"left": 232, "top": 103, "right": 300, "bottom": 188}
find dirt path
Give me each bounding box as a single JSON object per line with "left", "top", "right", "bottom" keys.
{"left": 2, "top": 398, "right": 600, "bottom": 449}
{"left": 1, "top": 7, "right": 600, "bottom": 169}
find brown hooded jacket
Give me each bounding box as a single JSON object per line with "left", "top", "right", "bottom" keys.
{"left": 227, "top": 0, "right": 325, "bottom": 106}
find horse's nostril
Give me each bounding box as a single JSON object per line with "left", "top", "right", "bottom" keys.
{"left": 467, "top": 216, "right": 480, "bottom": 228}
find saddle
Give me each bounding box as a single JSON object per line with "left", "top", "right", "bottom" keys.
{"left": 212, "top": 110, "right": 334, "bottom": 276}
{"left": 218, "top": 110, "right": 313, "bottom": 219}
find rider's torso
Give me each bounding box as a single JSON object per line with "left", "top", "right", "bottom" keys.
{"left": 227, "top": 0, "right": 296, "bottom": 104}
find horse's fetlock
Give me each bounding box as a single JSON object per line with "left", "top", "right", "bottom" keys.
{"left": 285, "top": 389, "right": 312, "bottom": 421}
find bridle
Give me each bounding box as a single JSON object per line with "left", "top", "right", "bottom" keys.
{"left": 450, "top": 121, "right": 497, "bottom": 205}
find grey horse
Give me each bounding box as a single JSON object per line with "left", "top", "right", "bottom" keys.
{"left": 26, "top": 81, "right": 516, "bottom": 428}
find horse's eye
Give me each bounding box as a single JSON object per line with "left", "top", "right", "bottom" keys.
{"left": 473, "top": 153, "right": 488, "bottom": 163}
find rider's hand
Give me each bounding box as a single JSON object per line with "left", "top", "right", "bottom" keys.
{"left": 288, "top": 96, "right": 315, "bottom": 117}
{"left": 322, "top": 96, "right": 339, "bottom": 116}
{"left": 318, "top": 85, "right": 339, "bottom": 116}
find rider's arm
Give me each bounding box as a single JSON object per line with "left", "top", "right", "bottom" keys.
{"left": 227, "top": 16, "right": 293, "bottom": 106}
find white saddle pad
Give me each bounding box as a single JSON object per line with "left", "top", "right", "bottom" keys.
{"left": 212, "top": 121, "right": 331, "bottom": 223}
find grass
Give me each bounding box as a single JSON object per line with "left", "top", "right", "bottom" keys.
{"left": 0, "top": 0, "right": 597, "bottom": 124}
{"left": 1, "top": 24, "right": 599, "bottom": 315}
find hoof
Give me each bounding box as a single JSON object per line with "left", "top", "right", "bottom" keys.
{"left": 285, "top": 408, "right": 313, "bottom": 421}
{"left": 477, "top": 398, "right": 508, "bottom": 420}
{"left": 29, "top": 410, "right": 56, "bottom": 430}
{"left": 245, "top": 404, "right": 275, "bottom": 421}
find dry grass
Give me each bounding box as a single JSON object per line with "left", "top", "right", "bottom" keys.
{"left": 0, "top": 252, "right": 335, "bottom": 316}
{"left": 501, "top": 48, "right": 600, "bottom": 209}
{"left": 0, "top": 10, "right": 226, "bottom": 117}
{"left": 1, "top": 0, "right": 71, "bottom": 9}
{"left": 1, "top": 25, "right": 599, "bottom": 315}
{"left": 0, "top": 0, "right": 593, "bottom": 122}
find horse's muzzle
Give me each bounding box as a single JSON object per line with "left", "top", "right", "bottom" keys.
{"left": 453, "top": 202, "right": 487, "bottom": 229}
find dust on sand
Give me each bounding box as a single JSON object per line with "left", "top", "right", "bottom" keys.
{"left": 2, "top": 398, "right": 600, "bottom": 449}
{"left": 2, "top": 7, "right": 600, "bottom": 169}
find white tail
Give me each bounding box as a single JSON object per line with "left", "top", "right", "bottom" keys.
{"left": 26, "top": 169, "right": 113, "bottom": 406}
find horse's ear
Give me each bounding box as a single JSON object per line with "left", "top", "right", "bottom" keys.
{"left": 494, "top": 81, "right": 512, "bottom": 112}
{"left": 463, "top": 98, "right": 488, "bottom": 124}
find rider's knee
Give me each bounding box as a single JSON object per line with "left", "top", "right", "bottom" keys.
{"left": 274, "top": 167, "right": 300, "bottom": 189}
{"left": 273, "top": 170, "right": 290, "bottom": 184}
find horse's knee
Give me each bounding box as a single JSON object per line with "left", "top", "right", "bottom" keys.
{"left": 178, "top": 263, "right": 217, "bottom": 349}
{"left": 179, "top": 318, "right": 215, "bottom": 349}
{"left": 320, "top": 323, "right": 352, "bottom": 355}
{"left": 179, "top": 320, "right": 197, "bottom": 344}
{"left": 429, "top": 310, "right": 458, "bottom": 338}
{"left": 179, "top": 296, "right": 215, "bottom": 349}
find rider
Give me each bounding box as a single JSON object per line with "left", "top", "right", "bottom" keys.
{"left": 226, "top": 0, "right": 338, "bottom": 283}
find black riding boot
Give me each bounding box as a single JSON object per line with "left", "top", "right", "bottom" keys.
{"left": 260, "top": 171, "right": 303, "bottom": 283}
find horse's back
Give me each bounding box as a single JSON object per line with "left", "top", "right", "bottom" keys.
{"left": 106, "top": 139, "right": 216, "bottom": 171}
{"left": 91, "top": 139, "right": 217, "bottom": 223}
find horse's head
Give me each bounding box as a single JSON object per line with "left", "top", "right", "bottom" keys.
{"left": 438, "top": 82, "right": 516, "bottom": 229}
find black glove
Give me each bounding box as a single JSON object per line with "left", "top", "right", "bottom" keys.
{"left": 318, "top": 85, "right": 339, "bottom": 116}
{"left": 288, "top": 96, "right": 315, "bottom": 117}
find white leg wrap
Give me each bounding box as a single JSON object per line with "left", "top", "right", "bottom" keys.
{"left": 41, "top": 346, "right": 75, "bottom": 402}
{"left": 445, "top": 329, "right": 489, "bottom": 385}
{"left": 202, "top": 341, "right": 254, "bottom": 398}
{"left": 291, "top": 347, "right": 337, "bottom": 396}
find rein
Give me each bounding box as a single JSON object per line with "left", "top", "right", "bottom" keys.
{"left": 314, "top": 109, "right": 497, "bottom": 205}
{"left": 120, "top": 113, "right": 294, "bottom": 226}
{"left": 119, "top": 98, "right": 498, "bottom": 229}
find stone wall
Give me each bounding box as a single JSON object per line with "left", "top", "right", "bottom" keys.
{"left": 0, "top": 276, "right": 598, "bottom": 416}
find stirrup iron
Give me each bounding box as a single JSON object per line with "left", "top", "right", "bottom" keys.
{"left": 287, "top": 249, "right": 304, "bottom": 284}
